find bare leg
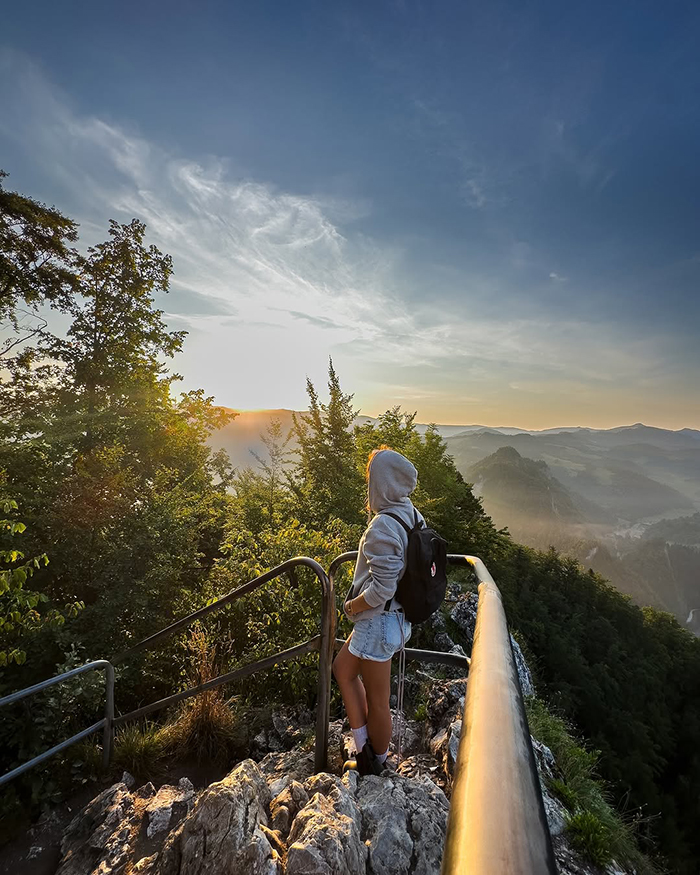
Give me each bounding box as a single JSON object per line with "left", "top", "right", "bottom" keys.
{"left": 332, "top": 635, "right": 368, "bottom": 729}
{"left": 359, "top": 656, "right": 393, "bottom": 754}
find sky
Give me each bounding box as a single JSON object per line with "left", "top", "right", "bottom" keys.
{"left": 1, "top": 0, "right": 699, "bottom": 429}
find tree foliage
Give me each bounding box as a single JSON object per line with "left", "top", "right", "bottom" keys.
{"left": 0, "top": 170, "right": 79, "bottom": 357}
{"left": 0, "top": 492, "right": 82, "bottom": 670}
{"left": 290, "top": 360, "right": 366, "bottom": 528}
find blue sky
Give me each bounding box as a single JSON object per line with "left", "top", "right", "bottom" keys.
{"left": 2, "top": 0, "right": 699, "bottom": 427}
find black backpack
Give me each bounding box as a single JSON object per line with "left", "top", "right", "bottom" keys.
{"left": 382, "top": 510, "right": 448, "bottom": 623}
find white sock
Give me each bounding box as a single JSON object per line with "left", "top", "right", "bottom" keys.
{"left": 351, "top": 724, "right": 368, "bottom": 752}
{"left": 376, "top": 749, "right": 388, "bottom": 764}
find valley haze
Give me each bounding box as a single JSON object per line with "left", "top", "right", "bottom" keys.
{"left": 210, "top": 409, "right": 700, "bottom": 636}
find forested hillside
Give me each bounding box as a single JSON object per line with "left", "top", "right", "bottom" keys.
{"left": 2, "top": 175, "right": 700, "bottom": 872}
{"left": 463, "top": 445, "right": 700, "bottom": 635}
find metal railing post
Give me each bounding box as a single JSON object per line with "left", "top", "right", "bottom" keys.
{"left": 102, "top": 662, "right": 115, "bottom": 770}
{"left": 0, "top": 660, "right": 115, "bottom": 788}
{"left": 314, "top": 565, "right": 335, "bottom": 773}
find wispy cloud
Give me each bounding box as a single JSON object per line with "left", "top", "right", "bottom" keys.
{"left": 0, "top": 49, "right": 684, "bottom": 419}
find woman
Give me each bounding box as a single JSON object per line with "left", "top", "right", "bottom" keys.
{"left": 332, "top": 447, "right": 423, "bottom": 775}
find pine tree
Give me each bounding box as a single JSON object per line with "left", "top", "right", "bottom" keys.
{"left": 290, "top": 360, "right": 365, "bottom": 527}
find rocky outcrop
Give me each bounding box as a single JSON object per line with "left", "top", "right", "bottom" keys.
{"left": 146, "top": 777, "right": 195, "bottom": 839}
{"left": 57, "top": 780, "right": 139, "bottom": 875}
{"left": 156, "top": 760, "right": 277, "bottom": 874}
{"left": 251, "top": 707, "right": 313, "bottom": 758}
{"left": 286, "top": 773, "right": 365, "bottom": 875}
{"left": 54, "top": 757, "right": 451, "bottom": 875}
{"left": 357, "top": 771, "right": 449, "bottom": 875}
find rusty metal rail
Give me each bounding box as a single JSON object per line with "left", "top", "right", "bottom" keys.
{"left": 441, "top": 557, "right": 557, "bottom": 875}
{"left": 0, "top": 557, "right": 335, "bottom": 783}
{"left": 114, "top": 556, "right": 335, "bottom": 773}
{"left": 0, "top": 660, "right": 115, "bottom": 787}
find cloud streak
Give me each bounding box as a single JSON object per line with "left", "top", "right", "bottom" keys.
{"left": 0, "top": 49, "right": 692, "bottom": 424}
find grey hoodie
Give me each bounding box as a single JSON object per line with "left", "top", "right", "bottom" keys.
{"left": 344, "top": 449, "right": 424, "bottom": 622}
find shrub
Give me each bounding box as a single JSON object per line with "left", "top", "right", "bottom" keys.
{"left": 525, "top": 696, "right": 660, "bottom": 874}
{"left": 112, "top": 721, "right": 167, "bottom": 779}
{"left": 566, "top": 810, "right": 613, "bottom": 867}
{"left": 160, "top": 624, "right": 243, "bottom": 763}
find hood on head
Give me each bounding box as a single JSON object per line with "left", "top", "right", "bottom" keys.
{"left": 368, "top": 449, "right": 418, "bottom": 513}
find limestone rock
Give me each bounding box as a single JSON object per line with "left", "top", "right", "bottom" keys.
{"left": 433, "top": 631, "right": 457, "bottom": 653}
{"left": 134, "top": 854, "right": 158, "bottom": 873}
{"left": 531, "top": 737, "right": 558, "bottom": 781}
{"left": 450, "top": 592, "right": 479, "bottom": 646}
{"left": 271, "top": 709, "right": 305, "bottom": 749}
{"left": 326, "top": 717, "right": 348, "bottom": 775}
{"left": 286, "top": 773, "right": 365, "bottom": 875}
{"left": 57, "top": 781, "right": 138, "bottom": 875}
{"left": 258, "top": 747, "right": 315, "bottom": 798}
{"left": 425, "top": 677, "right": 467, "bottom": 736}
{"left": 511, "top": 637, "right": 535, "bottom": 697}
{"left": 269, "top": 779, "right": 310, "bottom": 837}
{"left": 429, "top": 718, "right": 462, "bottom": 779}
{"left": 121, "top": 771, "right": 135, "bottom": 789}
{"left": 156, "top": 759, "right": 279, "bottom": 875}
{"left": 146, "top": 777, "right": 195, "bottom": 839}
{"left": 253, "top": 727, "right": 284, "bottom": 756}
{"left": 540, "top": 785, "right": 568, "bottom": 837}
{"left": 357, "top": 772, "right": 449, "bottom": 875}
{"left": 396, "top": 754, "right": 451, "bottom": 797}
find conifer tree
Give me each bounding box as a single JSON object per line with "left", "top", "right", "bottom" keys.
{"left": 290, "top": 360, "right": 365, "bottom": 527}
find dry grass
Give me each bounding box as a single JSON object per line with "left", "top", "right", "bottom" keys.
{"left": 162, "top": 624, "right": 245, "bottom": 763}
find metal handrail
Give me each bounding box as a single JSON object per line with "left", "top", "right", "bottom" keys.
{"left": 332, "top": 639, "right": 470, "bottom": 670}
{"left": 114, "top": 556, "right": 335, "bottom": 773}
{"left": 113, "top": 556, "right": 332, "bottom": 664}
{"left": 441, "top": 556, "right": 557, "bottom": 875}
{"left": 0, "top": 659, "right": 114, "bottom": 787}
{"left": 0, "top": 558, "right": 334, "bottom": 785}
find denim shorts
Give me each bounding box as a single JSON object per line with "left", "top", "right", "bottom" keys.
{"left": 348, "top": 611, "right": 412, "bottom": 662}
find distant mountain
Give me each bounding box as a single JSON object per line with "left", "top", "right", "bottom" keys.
{"left": 447, "top": 426, "right": 699, "bottom": 518}
{"left": 465, "top": 446, "right": 700, "bottom": 633}
{"left": 209, "top": 410, "right": 700, "bottom": 517}
{"left": 208, "top": 408, "right": 299, "bottom": 470}
{"left": 210, "top": 411, "right": 700, "bottom": 515}
{"left": 642, "top": 513, "right": 700, "bottom": 547}
{"left": 467, "top": 446, "right": 601, "bottom": 538}
{"left": 208, "top": 410, "right": 700, "bottom": 632}
{"left": 209, "top": 409, "right": 494, "bottom": 470}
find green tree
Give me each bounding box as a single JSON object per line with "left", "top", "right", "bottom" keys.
{"left": 0, "top": 170, "right": 79, "bottom": 358}
{"left": 249, "top": 416, "right": 294, "bottom": 523}
{"left": 43, "top": 218, "right": 185, "bottom": 452}
{"left": 290, "top": 360, "right": 365, "bottom": 527}
{"left": 0, "top": 216, "right": 234, "bottom": 665}
{"left": 354, "top": 408, "right": 502, "bottom": 555}
{"left": 0, "top": 489, "right": 81, "bottom": 673}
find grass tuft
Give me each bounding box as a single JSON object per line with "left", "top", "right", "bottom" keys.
{"left": 112, "top": 720, "right": 168, "bottom": 779}
{"left": 566, "top": 810, "right": 613, "bottom": 868}
{"left": 525, "top": 696, "right": 661, "bottom": 875}
{"left": 161, "top": 624, "right": 244, "bottom": 763}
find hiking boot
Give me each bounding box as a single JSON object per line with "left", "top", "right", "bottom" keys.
{"left": 342, "top": 741, "right": 385, "bottom": 776}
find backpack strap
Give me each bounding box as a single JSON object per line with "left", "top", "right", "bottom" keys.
{"left": 382, "top": 510, "right": 418, "bottom": 534}
{"left": 381, "top": 511, "right": 418, "bottom": 611}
